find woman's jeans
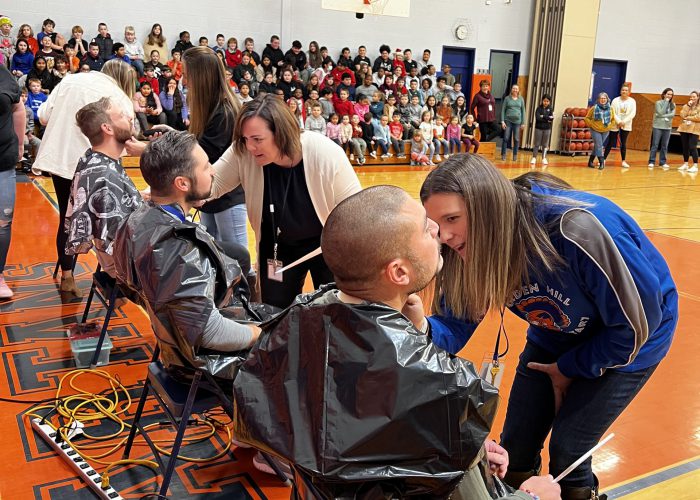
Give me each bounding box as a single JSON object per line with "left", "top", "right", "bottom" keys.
{"left": 0, "top": 169, "right": 16, "bottom": 273}
{"left": 200, "top": 204, "right": 249, "bottom": 250}
{"left": 501, "top": 121, "right": 521, "bottom": 158}
{"left": 590, "top": 130, "right": 609, "bottom": 159}
{"left": 501, "top": 341, "right": 658, "bottom": 489}
{"left": 648, "top": 128, "right": 671, "bottom": 165}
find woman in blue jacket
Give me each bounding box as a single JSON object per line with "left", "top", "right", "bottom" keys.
{"left": 413, "top": 154, "right": 678, "bottom": 500}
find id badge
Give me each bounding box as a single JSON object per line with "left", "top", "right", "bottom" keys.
{"left": 488, "top": 104, "right": 493, "bottom": 112}
{"left": 267, "top": 259, "right": 284, "bottom": 282}
{"left": 480, "top": 353, "right": 505, "bottom": 388}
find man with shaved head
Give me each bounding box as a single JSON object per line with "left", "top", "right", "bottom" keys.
{"left": 233, "top": 186, "right": 561, "bottom": 500}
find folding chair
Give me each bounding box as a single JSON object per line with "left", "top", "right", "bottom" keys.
{"left": 79, "top": 263, "right": 125, "bottom": 368}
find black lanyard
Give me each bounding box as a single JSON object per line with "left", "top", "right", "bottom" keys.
{"left": 265, "top": 165, "right": 295, "bottom": 263}
{"left": 492, "top": 306, "right": 510, "bottom": 367}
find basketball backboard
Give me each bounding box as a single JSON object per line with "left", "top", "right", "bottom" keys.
{"left": 321, "top": 0, "right": 410, "bottom": 18}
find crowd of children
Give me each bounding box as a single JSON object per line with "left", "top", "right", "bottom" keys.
{"left": 3, "top": 15, "right": 519, "bottom": 166}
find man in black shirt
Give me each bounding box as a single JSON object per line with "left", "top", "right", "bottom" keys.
{"left": 284, "top": 40, "right": 307, "bottom": 74}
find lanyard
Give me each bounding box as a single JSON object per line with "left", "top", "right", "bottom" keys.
{"left": 492, "top": 306, "right": 510, "bottom": 367}
{"left": 160, "top": 203, "right": 186, "bottom": 222}
{"left": 265, "top": 165, "right": 295, "bottom": 263}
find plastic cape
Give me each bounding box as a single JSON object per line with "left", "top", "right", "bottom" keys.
{"left": 114, "top": 202, "right": 258, "bottom": 380}
{"left": 233, "top": 284, "right": 500, "bottom": 499}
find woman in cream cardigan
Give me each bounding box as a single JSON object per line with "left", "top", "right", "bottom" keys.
{"left": 210, "top": 94, "right": 361, "bottom": 307}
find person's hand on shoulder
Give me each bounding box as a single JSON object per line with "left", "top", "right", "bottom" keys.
{"left": 519, "top": 475, "right": 561, "bottom": 500}
{"left": 402, "top": 293, "right": 426, "bottom": 332}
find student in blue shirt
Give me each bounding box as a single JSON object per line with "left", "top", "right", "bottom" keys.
{"left": 407, "top": 154, "right": 678, "bottom": 500}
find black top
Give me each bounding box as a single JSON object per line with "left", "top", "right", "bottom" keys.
{"left": 462, "top": 123, "right": 478, "bottom": 136}
{"left": 535, "top": 105, "right": 554, "bottom": 130}
{"left": 199, "top": 105, "right": 245, "bottom": 213}
{"left": 0, "top": 66, "right": 20, "bottom": 171}
{"left": 262, "top": 160, "right": 322, "bottom": 245}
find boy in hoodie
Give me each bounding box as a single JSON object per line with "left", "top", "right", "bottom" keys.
{"left": 92, "top": 23, "right": 113, "bottom": 62}
{"left": 262, "top": 35, "right": 285, "bottom": 69}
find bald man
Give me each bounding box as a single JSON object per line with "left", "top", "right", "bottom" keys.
{"left": 233, "top": 186, "right": 560, "bottom": 500}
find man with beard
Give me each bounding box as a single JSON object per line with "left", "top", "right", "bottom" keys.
{"left": 113, "top": 131, "right": 260, "bottom": 379}
{"left": 65, "top": 97, "right": 141, "bottom": 278}
{"left": 232, "top": 186, "right": 560, "bottom": 499}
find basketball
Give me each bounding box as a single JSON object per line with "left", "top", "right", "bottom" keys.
{"left": 575, "top": 142, "right": 583, "bottom": 150}
{"left": 582, "top": 142, "right": 590, "bottom": 150}
{"left": 585, "top": 131, "right": 592, "bottom": 139}
{"left": 565, "top": 107, "right": 573, "bottom": 115}
{"left": 569, "top": 131, "right": 577, "bottom": 140}
{"left": 577, "top": 131, "right": 585, "bottom": 139}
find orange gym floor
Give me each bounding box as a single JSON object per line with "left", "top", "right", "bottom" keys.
{"left": 1, "top": 148, "right": 698, "bottom": 499}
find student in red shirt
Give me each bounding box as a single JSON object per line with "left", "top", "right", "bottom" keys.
{"left": 333, "top": 88, "right": 355, "bottom": 118}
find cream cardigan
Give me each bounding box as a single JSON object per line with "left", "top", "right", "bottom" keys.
{"left": 211, "top": 131, "right": 362, "bottom": 263}
{"left": 35, "top": 72, "right": 134, "bottom": 179}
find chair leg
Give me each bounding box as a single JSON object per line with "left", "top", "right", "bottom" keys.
{"left": 159, "top": 371, "right": 202, "bottom": 498}
{"left": 80, "top": 264, "right": 101, "bottom": 323}
{"left": 123, "top": 379, "right": 151, "bottom": 459}
{"left": 52, "top": 260, "right": 60, "bottom": 279}
{"left": 89, "top": 283, "right": 118, "bottom": 368}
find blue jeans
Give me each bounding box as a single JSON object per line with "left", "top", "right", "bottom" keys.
{"left": 648, "top": 128, "right": 671, "bottom": 165}
{"left": 501, "top": 121, "right": 521, "bottom": 158}
{"left": 0, "top": 169, "right": 16, "bottom": 273}
{"left": 200, "top": 204, "right": 249, "bottom": 250}
{"left": 433, "top": 138, "right": 449, "bottom": 155}
{"left": 130, "top": 59, "right": 145, "bottom": 77}
{"left": 375, "top": 139, "right": 388, "bottom": 155}
{"left": 590, "top": 130, "right": 609, "bottom": 158}
{"left": 501, "top": 341, "right": 658, "bottom": 489}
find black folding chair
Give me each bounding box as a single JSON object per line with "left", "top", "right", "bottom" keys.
{"left": 123, "top": 345, "right": 291, "bottom": 497}
{"left": 79, "top": 263, "right": 125, "bottom": 368}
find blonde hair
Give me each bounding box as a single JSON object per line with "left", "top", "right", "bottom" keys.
{"left": 420, "top": 156, "right": 571, "bottom": 321}
{"left": 72, "top": 25, "right": 83, "bottom": 34}
{"left": 101, "top": 59, "right": 136, "bottom": 100}
{"left": 124, "top": 25, "right": 135, "bottom": 35}
{"left": 233, "top": 93, "right": 303, "bottom": 161}
{"left": 182, "top": 46, "right": 240, "bottom": 138}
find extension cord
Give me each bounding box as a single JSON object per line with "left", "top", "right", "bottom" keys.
{"left": 31, "top": 418, "right": 124, "bottom": 500}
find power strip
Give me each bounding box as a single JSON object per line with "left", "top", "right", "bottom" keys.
{"left": 31, "top": 418, "right": 124, "bottom": 500}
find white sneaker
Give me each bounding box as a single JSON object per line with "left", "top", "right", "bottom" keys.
{"left": 678, "top": 163, "right": 689, "bottom": 171}
{"left": 380, "top": 153, "right": 389, "bottom": 158}
{"left": 435, "top": 155, "right": 442, "bottom": 161}
{"left": 530, "top": 157, "right": 537, "bottom": 165}
{"left": 542, "top": 158, "right": 548, "bottom": 166}
{"left": 688, "top": 165, "right": 698, "bottom": 173}
{"left": 444, "top": 154, "right": 450, "bottom": 159}
{"left": 648, "top": 163, "right": 654, "bottom": 169}
{"left": 0, "top": 275, "right": 12, "bottom": 299}
{"left": 349, "top": 154, "right": 354, "bottom": 161}
{"left": 621, "top": 161, "right": 630, "bottom": 168}
{"left": 661, "top": 164, "right": 670, "bottom": 170}
{"left": 369, "top": 151, "right": 377, "bottom": 159}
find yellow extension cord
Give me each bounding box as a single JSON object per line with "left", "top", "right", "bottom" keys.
{"left": 25, "top": 368, "right": 233, "bottom": 489}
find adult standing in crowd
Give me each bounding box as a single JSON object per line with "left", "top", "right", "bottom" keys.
{"left": 33, "top": 59, "right": 135, "bottom": 296}
{"left": 412, "top": 155, "right": 677, "bottom": 500}
{"left": 500, "top": 84, "right": 525, "bottom": 161}
{"left": 470, "top": 79, "right": 499, "bottom": 142}
{"left": 143, "top": 23, "right": 168, "bottom": 62}
{"left": 677, "top": 90, "right": 699, "bottom": 173}
{"left": 584, "top": 92, "right": 616, "bottom": 170}
{"left": 604, "top": 85, "right": 636, "bottom": 168}
{"left": 209, "top": 94, "right": 361, "bottom": 308}
{"left": 0, "top": 65, "right": 25, "bottom": 299}
{"left": 647, "top": 88, "right": 675, "bottom": 169}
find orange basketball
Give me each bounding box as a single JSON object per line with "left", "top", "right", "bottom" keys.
{"left": 565, "top": 119, "right": 573, "bottom": 129}
{"left": 582, "top": 142, "right": 590, "bottom": 150}
{"left": 575, "top": 142, "right": 583, "bottom": 150}
{"left": 565, "top": 107, "right": 573, "bottom": 115}
{"left": 585, "top": 131, "right": 592, "bottom": 139}
{"left": 589, "top": 141, "right": 595, "bottom": 149}
{"left": 578, "top": 119, "right": 586, "bottom": 128}
{"left": 569, "top": 131, "right": 577, "bottom": 140}
{"left": 577, "top": 108, "right": 587, "bottom": 117}
{"left": 577, "top": 131, "right": 585, "bottom": 139}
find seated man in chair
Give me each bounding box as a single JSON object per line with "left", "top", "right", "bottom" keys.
{"left": 233, "top": 186, "right": 560, "bottom": 499}
{"left": 65, "top": 97, "right": 142, "bottom": 279}
{"left": 113, "top": 130, "right": 261, "bottom": 382}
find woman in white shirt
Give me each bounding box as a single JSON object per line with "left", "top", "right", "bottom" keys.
{"left": 604, "top": 84, "right": 636, "bottom": 168}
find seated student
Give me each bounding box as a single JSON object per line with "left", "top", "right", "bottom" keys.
{"left": 157, "top": 66, "right": 174, "bottom": 95}
{"left": 236, "top": 81, "right": 253, "bottom": 103}
{"left": 82, "top": 42, "right": 104, "bottom": 71}
{"left": 37, "top": 35, "right": 61, "bottom": 69}
{"left": 109, "top": 43, "right": 131, "bottom": 64}
{"left": 123, "top": 26, "right": 145, "bottom": 76}
{"left": 172, "top": 31, "right": 194, "bottom": 54}
{"left": 65, "top": 97, "right": 142, "bottom": 278}
{"left": 159, "top": 77, "right": 189, "bottom": 130}
{"left": 19, "top": 88, "right": 42, "bottom": 171}
{"left": 139, "top": 64, "right": 160, "bottom": 95}
{"left": 62, "top": 44, "right": 80, "bottom": 73}
{"left": 167, "top": 48, "right": 183, "bottom": 81}
{"left": 389, "top": 111, "right": 407, "bottom": 158}
{"left": 332, "top": 88, "right": 354, "bottom": 119}
{"left": 67, "top": 25, "right": 89, "bottom": 59}
{"left": 113, "top": 130, "right": 261, "bottom": 382}
{"left": 147, "top": 49, "right": 167, "bottom": 79}
{"left": 232, "top": 51, "right": 254, "bottom": 85}
{"left": 25, "top": 78, "right": 47, "bottom": 123}
{"left": 243, "top": 37, "right": 261, "bottom": 66}
{"left": 232, "top": 186, "right": 561, "bottom": 500}
{"left": 335, "top": 72, "right": 355, "bottom": 101}
{"left": 37, "top": 18, "right": 65, "bottom": 53}
{"left": 304, "top": 103, "right": 326, "bottom": 135}
{"left": 258, "top": 71, "right": 277, "bottom": 95}
{"left": 92, "top": 23, "right": 114, "bottom": 62}
{"left": 133, "top": 81, "right": 166, "bottom": 133}
{"left": 318, "top": 87, "right": 334, "bottom": 120}
{"left": 11, "top": 40, "right": 34, "bottom": 78}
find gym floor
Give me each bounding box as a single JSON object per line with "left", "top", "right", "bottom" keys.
{"left": 1, "top": 148, "right": 697, "bottom": 499}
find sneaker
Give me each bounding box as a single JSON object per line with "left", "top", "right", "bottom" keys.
{"left": 380, "top": 153, "right": 389, "bottom": 158}
{"left": 512, "top": 155, "right": 518, "bottom": 162}
{"left": 369, "top": 151, "right": 377, "bottom": 159}
{"left": 689, "top": 165, "right": 698, "bottom": 173}
{"left": 252, "top": 452, "right": 293, "bottom": 479}
{"left": 0, "top": 275, "right": 13, "bottom": 299}
{"left": 678, "top": 163, "right": 689, "bottom": 171}
{"left": 398, "top": 154, "right": 407, "bottom": 159}
{"left": 435, "top": 155, "right": 442, "bottom": 162}
{"left": 357, "top": 158, "right": 364, "bottom": 166}
{"left": 621, "top": 161, "right": 630, "bottom": 168}
{"left": 444, "top": 154, "right": 450, "bottom": 159}
{"left": 661, "top": 164, "right": 670, "bottom": 170}
{"left": 349, "top": 154, "right": 355, "bottom": 161}
{"left": 530, "top": 157, "right": 537, "bottom": 165}
{"left": 501, "top": 154, "right": 506, "bottom": 161}
{"left": 648, "top": 163, "right": 654, "bottom": 169}
{"left": 542, "top": 158, "right": 548, "bottom": 166}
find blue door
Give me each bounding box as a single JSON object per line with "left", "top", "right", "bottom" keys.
{"left": 441, "top": 47, "right": 475, "bottom": 99}
{"left": 590, "top": 59, "right": 627, "bottom": 105}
